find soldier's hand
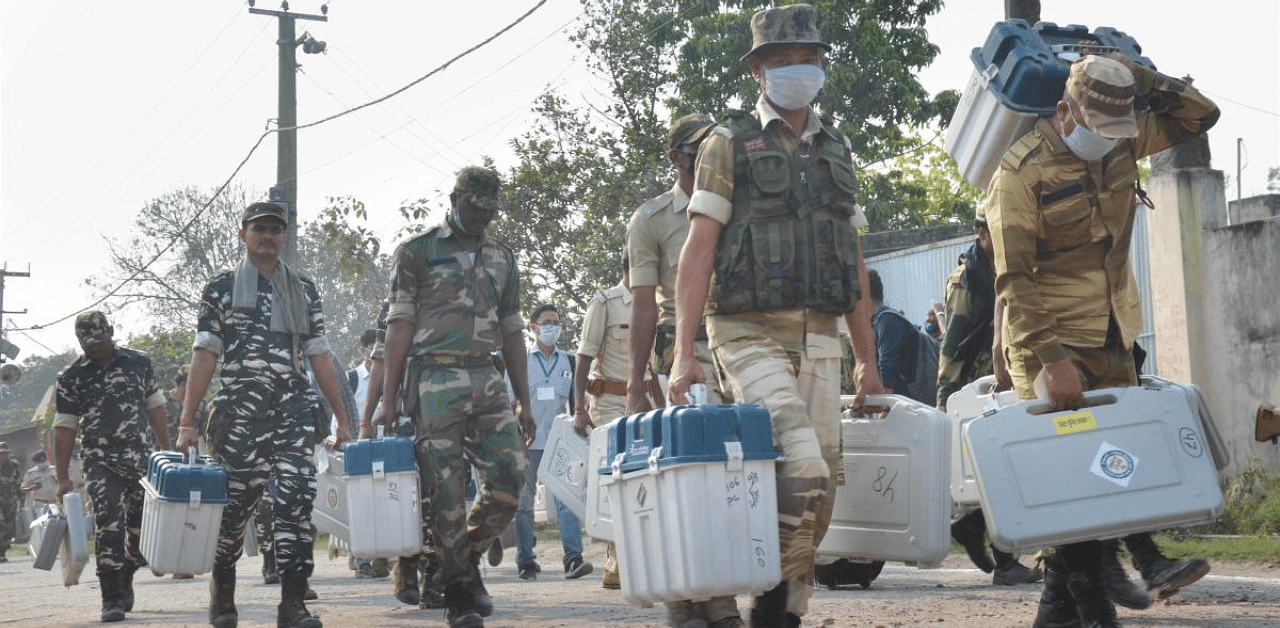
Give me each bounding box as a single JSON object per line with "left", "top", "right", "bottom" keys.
{"left": 625, "top": 387, "right": 650, "bottom": 417}
{"left": 1104, "top": 51, "right": 1137, "bottom": 73}
{"left": 175, "top": 426, "right": 199, "bottom": 451}
{"left": 666, "top": 353, "right": 705, "bottom": 406}
{"left": 517, "top": 405, "right": 536, "bottom": 449}
{"left": 358, "top": 423, "right": 376, "bottom": 440}
{"left": 852, "top": 363, "right": 888, "bottom": 409}
{"left": 57, "top": 478, "right": 74, "bottom": 498}
{"left": 992, "top": 343, "right": 1014, "bottom": 391}
{"left": 331, "top": 430, "right": 352, "bottom": 452}
{"left": 572, "top": 408, "right": 595, "bottom": 438}
{"left": 1041, "top": 357, "right": 1087, "bottom": 412}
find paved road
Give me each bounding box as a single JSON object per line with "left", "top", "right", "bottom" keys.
{"left": 2, "top": 542, "right": 1277, "bottom": 627}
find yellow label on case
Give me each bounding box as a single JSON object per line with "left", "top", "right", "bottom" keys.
{"left": 1053, "top": 410, "right": 1098, "bottom": 435}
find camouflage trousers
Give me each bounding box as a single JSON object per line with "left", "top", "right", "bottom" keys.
{"left": 85, "top": 461, "right": 147, "bottom": 575}
{"left": 252, "top": 480, "right": 276, "bottom": 556}
{"left": 413, "top": 365, "right": 525, "bottom": 586}
{"left": 212, "top": 381, "right": 317, "bottom": 576}
{"left": 0, "top": 498, "right": 16, "bottom": 553}
{"left": 713, "top": 335, "right": 841, "bottom": 617}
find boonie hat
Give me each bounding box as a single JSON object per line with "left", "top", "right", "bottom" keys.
{"left": 668, "top": 113, "right": 716, "bottom": 150}
{"left": 741, "top": 4, "right": 831, "bottom": 62}
{"left": 1067, "top": 55, "right": 1138, "bottom": 139}
{"left": 74, "top": 310, "right": 112, "bottom": 347}
{"left": 242, "top": 201, "right": 289, "bottom": 225}
{"left": 454, "top": 166, "right": 503, "bottom": 212}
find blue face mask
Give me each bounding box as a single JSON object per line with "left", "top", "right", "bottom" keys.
{"left": 1061, "top": 106, "right": 1118, "bottom": 162}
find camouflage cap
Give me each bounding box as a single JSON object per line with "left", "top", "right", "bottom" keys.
{"left": 669, "top": 113, "right": 716, "bottom": 150}
{"left": 453, "top": 166, "right": 503, "bottom": 211}
{"left": 1067, "top": 55, "right": 1138, "bottom": 139}
{"left": 0, "top": 441, "right": 8, "bottom": 452}
{"left": 74, "top": 310, "right": 112, "bottom": 347}
{"left": 741, "top": 4, "right": 831, "bottom": 62}
{"left": 242, "top": 201, "right": 289, "bottom": 225}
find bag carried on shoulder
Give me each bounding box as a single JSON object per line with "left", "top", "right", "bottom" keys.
{"left": 871, "top": 308, "right": 939, "bottom": 405}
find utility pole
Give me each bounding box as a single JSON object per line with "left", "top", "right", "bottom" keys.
{"left": 0, "top": 265, "right": 30, "bottom": 366}
{"left": 249, "top": 1, "right": 328, "bottom": 265}
{"left": 1005, "top": 0, "right": 1040, "bottom": 23}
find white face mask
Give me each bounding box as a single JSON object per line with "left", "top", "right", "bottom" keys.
{"left": 764, "top": 64, "right": 826, "bottom": 111}
{"left": 1061, "top": 106, "right": 1118, "bottom": 162}
{"left": 537, "top": 324, "right": 561, "bottom": 347}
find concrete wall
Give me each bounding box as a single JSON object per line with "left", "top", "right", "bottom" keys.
{"left": 1147, "top": 139, "right": 1280, "bottom": 479}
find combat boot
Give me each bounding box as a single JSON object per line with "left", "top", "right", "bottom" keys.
{"left": 419, "top": 555, "right": 447, "bottom": 610}
{"left": 444, "top": 581, "right": 484, "bottom": 628}
{"left": 393, "top": 555, "right": 420, "bottom": 606}
{"left": 665, "top": 600, "right": 709, "bottom": 628}
{"left": 1099, "top": 540, "right": 1150, "bottom": 609}
{"left": 1124, "top": 533, "right": 1210, "bottom": 600}
{"left": 277, "top": 571, "right": 322, "bottom": 628}
{"left": 99, "top": 570, "right": 127, "bottom": 623}
{"left": 748, "top": 582, "right": 787, "bottom": 628}
{"left": 1030, "top": 556, "right": 1079, "bottom": 628}
{"left": 951, "top": 509, "right": 995, "bottom": 573}
{"left": 1066, "top": 572, "right": 1121, "bottom": 628}
{"left": 992, "top": 548, "right": 1043, "bottom": 586}
{"left": 262, "top": 548, "right": 281, "bottom": 585}
{"left": 119, "top": 562, "right": 138, "bottom": 612}
{"left": 209, "top": 566, "right": 238, "bottom": 628}
{"left": 467, "top": 550, "right": 494, "bottom": 617}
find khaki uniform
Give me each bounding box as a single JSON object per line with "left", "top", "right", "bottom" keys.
{"left": 691, "top": 96, "right": 866, "bottom": 615}
{"left": 386, "top": 220, "right": 527, "bottom": 588}
{"left": 626, "top": 183, "right": 729, "bottom": 403}
{"left": 990, "top": 65, "right": 1220, "bottom": 398}
{"left": 576, "top": 282, "right": 634, "bottom": 425}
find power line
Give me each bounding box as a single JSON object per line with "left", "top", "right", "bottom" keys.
{"left": 10, "top": 0, "right": 553, "bottom": 333}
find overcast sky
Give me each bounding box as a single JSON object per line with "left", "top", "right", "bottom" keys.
{"left": 2, "top": 0, "right": 1277, "bottom": 361}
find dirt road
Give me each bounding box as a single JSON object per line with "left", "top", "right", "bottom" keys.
{"left": 2, "top": 541, "right": 1277, "bottom": 627}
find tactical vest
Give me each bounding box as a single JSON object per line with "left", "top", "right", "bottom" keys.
{"left": 708, "top": 111, "right": 862, "bottom": 316}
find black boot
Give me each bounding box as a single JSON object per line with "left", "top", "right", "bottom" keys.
{"left": 99, "top": 570, "right": 127, "bottom": 623}
{"left": 1124, "top": 533, "right": 1210, "bottom": 600}
{"left": 951, "top": 509, "right": 995, "bottom": 573}
{"left": 444, "top": 581, "right": 484, "bottom": 628}
{"left": 209, "top": 566, "right": 238, "bottom": 628}
{"left": 1030, "top": 556, "right": 1079, "bottom": 628}
{"left": 1099, "top": 540, "right": 1150, "bottom": 609}
{"left": 119, "top": 563, "right": 137, "bottom": 612}
{"left": 1066, "top": 572, "right": 1121, "bottom": 628}
{"left": 992, "top": 548, "right": 1043, "bottom": 586}
{"left": 748, "top": 581, "right": 788, "bottom": 628}
{"left": 393, "top": 555, "right": 420, "bottom": 606}
{"left": 262, "top": 549, "right": 280, "bottom": 585}
{"left": 419, "top": 553, "right": 447, "bottom": 609}
{"left": 277, "top": 571, "right": 322, "bottom": 628}
{"left": 467, "top": 551, "right": 494, "bottom": 617}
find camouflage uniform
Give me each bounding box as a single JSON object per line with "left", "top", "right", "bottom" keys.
{"left": 935, "top": 239, "right": 996, "bottom": 407}
{"left": 691, "top": 97, "right": 867, "bottom": 616}
{"left": 194, "top": 268, "right": 330, "bottom": 577}
{"left": 53, "top": 343, "right": 166, "bottom": 577}
{"left": 385, "top": 216, "right": 527, "bottom": 593}
{"left": 0, "top": 446, "right": 21, "bottom": 558}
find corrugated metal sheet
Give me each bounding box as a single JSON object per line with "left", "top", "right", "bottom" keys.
{"left": 865, "top": 214, "right": 1157, "bottom": 373}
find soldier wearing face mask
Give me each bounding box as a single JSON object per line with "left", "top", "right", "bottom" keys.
{"left": 988, "top": 54, "right": 1218, "bottom": 628}
{"left": 667, "top": 5, "right": 886, "bottom": 627}
{"left": 505, "top": 304, "right": 593, "bottom": 584}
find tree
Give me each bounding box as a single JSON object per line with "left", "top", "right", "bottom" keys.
{"left": 0, "top": 350, "right": 77, "bottom": 429}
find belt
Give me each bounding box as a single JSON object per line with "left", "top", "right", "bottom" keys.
{"left": 587, "top": 378, "right": 628, "bottom": 397}
{"left": 413, "top": 354, "right": 495, "bottom": 369}
{"left": 656, "top": 323, "right": 709, "bottom": 342}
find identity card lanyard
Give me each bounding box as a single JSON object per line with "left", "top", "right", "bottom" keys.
{"left": 534, "top": 351, "right": 559, "bottom": 401}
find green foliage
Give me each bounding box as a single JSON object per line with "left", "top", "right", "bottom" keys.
{"left": 1156, "top": 534, "right": 1280, "bottom": 565}
{"left": 121, "top": 327, "right": 196, "bottom": 388}
{"left": 861, "top": 129, "right": 983, "bottom": 231}
{"left": 0, "top": 350, "right": 77, "bottom": 429}
{"left": 1204, "top": 458, "right": 1280, "bottom": 536}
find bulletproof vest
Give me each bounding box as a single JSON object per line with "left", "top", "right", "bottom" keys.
{"left": 708, "top": 111, "right": 862, "bottom": 316}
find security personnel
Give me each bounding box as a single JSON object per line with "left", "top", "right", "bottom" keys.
{"left": 0, "top": 442, "right": 22, "bottom": 562}
{"left": 667, "top": 5, "right": 885, "bottom": 626}
{"left": 625, "top": 112, "right": 742, "bottom": 628}
{"left": 53, "top": 310, "right": 171, "bottom": 622}
{"left": 177, "top": 201, "right": 352, "bottom": 628}
{"left": 375, "top": 166, "right": 533, "bottom": 628}
{"left": 575, "top": 257, "right": 651, "bottom": 436}
{"left": 936, "top": 204, "right": 1042, "bottom": 586}
{"left": 988, "top": 54, "right": 1219, "bottom": 627}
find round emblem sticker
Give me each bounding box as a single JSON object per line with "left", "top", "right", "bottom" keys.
{"left": 1100, "top": 449, "right": 1135, "bottom": 480}
{"left": 327, "top": 487, "right": 339, "bottom": 509}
